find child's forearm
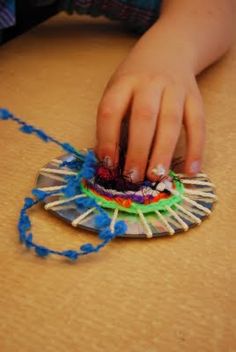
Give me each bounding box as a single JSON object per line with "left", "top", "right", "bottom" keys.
{"left": 157, "top": 0, "right": 234, "bottom": 74}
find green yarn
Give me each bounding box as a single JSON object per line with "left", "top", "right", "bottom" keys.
{"left": 81, "top": 172, "right": 184, "bottom": 214}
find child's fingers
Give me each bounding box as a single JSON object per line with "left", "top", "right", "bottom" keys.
{"left": 147, "top": 86, "right": 185, "bottom": 181}
{"left": 124, "top": 83, "right": 163, "bottom": 182}
{"left": 183, "top": 93, "right": 205, "bottom": 175}
{"left": 96, "top": 79, "right": 133, "bottom": 166}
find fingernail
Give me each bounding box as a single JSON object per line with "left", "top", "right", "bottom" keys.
{"left": 190, "top": 160, "right": 200, "bottom": 174}
{"left": 103, "top": 156, "right": 113, "bottom": 168}
{"left": 164, "top": 179, "right": 173, "bottom": 192}
{"left": 156, "top": 182, "right": 165, "bottom": 192}
{"left": 129, "top": 168, "right": 140, "bottom": 183}
{"left": 151, "top": 164, "right": 166, "bottom": 177}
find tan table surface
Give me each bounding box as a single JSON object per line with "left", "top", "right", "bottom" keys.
{"left": 0, "top": 14, "right": 235, "bottom": 352}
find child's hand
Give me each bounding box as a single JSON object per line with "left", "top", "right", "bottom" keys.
{"left": 96, "top": 24, "right": 205, "bottom": 182}
{"left": 95, "top": 0, "right": 233, "bottom": 182}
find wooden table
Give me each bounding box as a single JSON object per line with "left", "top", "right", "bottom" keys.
{"left": 0, "top": 13, "right": 235, "bottom": 352}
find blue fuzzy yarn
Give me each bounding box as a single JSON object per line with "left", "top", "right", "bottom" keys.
{"left": 0, "top": 108, "right": 11, "bottom": 120}
{"left": 61, "top": 143, "right": 80, "bottom": 155}
{"left": 98, "top": 227, "right": 114, "bottom": 241}
{"left": 62, "top": 250, "right": 79, "bottom": 261}
{"left": 74, "top": 197, "right": 97, "bottom": 209}
{"left": 0, "top": 108, "right": 85, "bottom": 159}
{"left": 114, "top": 221, "right": 128, "bottom": 236}
{"left": 74, "top": 197, "right": 87, "bottom": 207}
{"left": 32, "top": 189, "right": 47, "bottom": 200}
{"left": 35, "top": 246, "right": 50, "bottom": 257}
{"left": 20, "top": 124, "right": 34, "bottom": 134}
{"left": 64, "top": 185, "right": 77, "bottom": 198}
{"left": 82, "top": 167, "right": 96, "bottom": 179}
{"left": 34, "top": 129, "right": 51, "bottom": 142}
{"left": 84, "top": 150, "right": 97, "bottom": 164}
{"left": 25, "top": 234, "right": 34, "bottom": 248}
{"left": 24, "top": 197, "right": 35, "bottom": 208}
{"left": 60, "top": 159, "right": 82, "bottom": 169}
{"left": 95, "top": 213, "right": 111, "bottom": 228}
{"left": 19, "top": 216, "right": 31, "bottom": 231}
{"left": 19, "top": 228, "right": 26, "bottom": 243}
{"left": 63, "top": 176, "right": 80, "bottom": 197}
{"left": 80, "top": 243, "right": 94, "bottom": 252}
{"left": 81, "top": 197, "right": 97, "bottom": 208}
{"left": 1, "top": 107, "right": 128, "bottom": 262}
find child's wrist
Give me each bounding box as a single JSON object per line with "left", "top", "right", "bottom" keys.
{"left": 148, "top": 19, "right": 197, "bottom": 74}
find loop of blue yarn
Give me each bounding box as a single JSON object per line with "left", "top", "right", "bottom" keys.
{"left": 18, "top": 194, "right": 120, "bottom": 260}
{"left": 1, "top": 107, "right": 128, "bottom": 261}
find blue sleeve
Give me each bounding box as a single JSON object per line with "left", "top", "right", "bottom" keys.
{"left": 0, "top": 0, "right": 16, "bottom": 29}
{"left": 61, "top": 0, "right": 162, "bottom": 33}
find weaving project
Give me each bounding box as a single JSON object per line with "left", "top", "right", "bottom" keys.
{"left": 0, "top": 108, "right": 217, "bottom": 261}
